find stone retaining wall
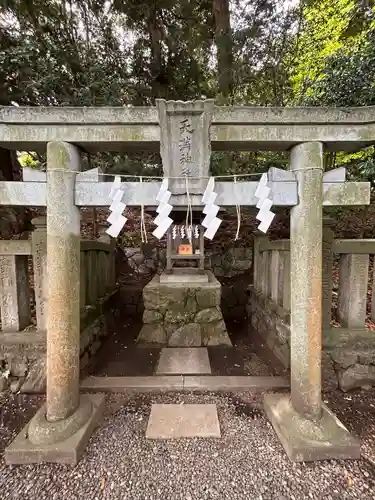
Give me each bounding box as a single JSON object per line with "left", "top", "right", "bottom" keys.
{"left": 117, "top": 278, "right": 249, "bottom": 323}
{"left": 116, "top": 285, "right": 144, "bottom": 317}
{"left": 247, "top": 286, "right": 290, "bottom": 368}
{"left": 0, "top": 291, "right": 117, "bottom": 393}
{"left": 248, "top": 285, "right": 375, "bottom": 391}
{"left": 124, "top": 245, "right": 253, "bottom": 278}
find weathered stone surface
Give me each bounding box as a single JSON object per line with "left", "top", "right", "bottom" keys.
{"left": 143, "top": 310, "right": 163, "bottom": 324}
{"left": 5, "top": 393, "right": 105, "bottom": 466}
{"left": 338, "top": 254, "right": 369, "bottom": 328}
{"left": 168, "top": 324, "right": 202, "bottom": 346}
{"left": 330, "top": 348, "right": 358, "bottom": 368}
{"left": 195, "top": 307, "right": 222, "bottom": 323}
{"left": 165, "top": 309, "right": 195, "bottom": 324}
{"left": 20, "top": 358, "right": 46, "bottom": 393}
{"left": 139, "top": 271, "right": 229, "bottom": 346}
{"left": 156, "top": 348, "right": 211, "bottom": 375}
{"left": 247, "top": 286, "right": 291, "bottom": 367}
{"left": 275, "top": 320, "right": 290, "bottom": 345}
{"left": 160, "top": 270, "right": 209, "bottom": 284}
{"left": 10, "top": 378, "right": 23, "bottom": 393}
{"left": 146, "top": 403, "right": 221, "bottom": 439}
{"left": 290, "top": 141, "right": 323, "bottom": 421}
{"left": 32, "top": 217, "right": 48, "bottom": 332}
{"left": 143, "top": 281, "right": 187, "bottom": 312}
{"left": 337, "top": 364, "right": 375, "bottom": 391}
{"left": 9, "top": 356, "right": 28, "bottom": 377}
{"left": 201, "top": 320, "right": 231, "bottom": 346}
{"left": 196, "top": 287, "right": 221, "bottom": 309}
{"left": 165, "top": 322, "right": 184, "bottom": 339}
{"left": 137, "top": 324, "right": 167, "bottom": 345}
{"left": 0, "top": 254, "right": 31, "bottom": 332}
{"left": 264, "top": 393, "right": 360, "bottom": 462}
{"left": 156, "top": 99, "right": 214, "bottom": 195}
{"left": 330, "top": 336, "right": 375, "bottom": 369}
{"left": 0, "top": 377, "right": 8, "bottom": 392}
{"left": 46, "top": 141, "right": 81, "bottom": 422}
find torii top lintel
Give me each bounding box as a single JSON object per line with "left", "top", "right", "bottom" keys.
{"left": 0, "top": 100, "right": 372, "bottom": 209}
{"left": 0, "top": 101, "right": 375, "bottom": 153}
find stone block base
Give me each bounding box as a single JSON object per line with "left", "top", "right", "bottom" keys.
{"left": 137, "top": 271, "right": 232, "bottom": 347}
{"left": 264, "top": 393, "right": 360, "bottom": 462}
{"left": 5, "top": 393, "right": 105, "bottom": 466}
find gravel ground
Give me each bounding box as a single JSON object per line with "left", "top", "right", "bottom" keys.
{"left": 1, "top": 390, "right": 375, "bottom": 500}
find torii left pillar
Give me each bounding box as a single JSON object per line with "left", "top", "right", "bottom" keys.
{"left": 5, "top": 141, "right": 105, "bottom": 466}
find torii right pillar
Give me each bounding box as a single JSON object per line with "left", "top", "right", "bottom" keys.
{"left": 264, "top": 142, "right": 361, "bottom": 462}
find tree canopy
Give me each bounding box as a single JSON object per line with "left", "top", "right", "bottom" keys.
{"left": 0, "top": 0, "right": 375, "bottom": 179}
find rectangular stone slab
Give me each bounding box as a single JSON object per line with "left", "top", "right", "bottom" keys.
{"left": 146, "top": 403, "right": 221, "bottom": 439}
{"left": 160, "top": 273, "right": 209, "bottom": 284}
{"left": 156, "top": 347, "right": 211, "bottom": 375}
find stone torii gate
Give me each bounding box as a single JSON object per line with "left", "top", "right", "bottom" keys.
{"left": 0, "top": 102, "right": 372, "bottom": 464}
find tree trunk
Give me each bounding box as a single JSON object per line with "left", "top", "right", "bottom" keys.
{"left": 212, "top": 0, "right": 233, "bottom": 98}
{"left": 148, "top": 6, "right": 166, "bottom": 99}
{"left": 0, "top": 147, "right": 30, "bottom": 237}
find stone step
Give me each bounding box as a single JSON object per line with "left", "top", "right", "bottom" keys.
{"left": 146, "top": 403, "right": 221, "bottom": 439}
{"left": 155, "top": 347, "right": 211, "bottom": 375}
{"left": 81, "top": 375, "right": 289, "bottom": 392}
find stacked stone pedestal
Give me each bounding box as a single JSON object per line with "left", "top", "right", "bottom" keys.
{"left": 137, "top": 271, "right": 231, "bottom": 347}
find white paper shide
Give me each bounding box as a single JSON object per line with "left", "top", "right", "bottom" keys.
{"left": 152, "top": 178, "right": 173, "bottom": 239}
{"left": 254, "top": 173, "right": 275, "bottom": 233}
{"left": 202, "top": 177, "right": 222, "bottom": 240}
{"left": 106, "top": 176, "right": 128, "bottom": 238}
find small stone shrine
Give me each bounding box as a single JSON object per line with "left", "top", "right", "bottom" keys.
{"left": 137, "top": 100, "right": 231, "bottom": 346}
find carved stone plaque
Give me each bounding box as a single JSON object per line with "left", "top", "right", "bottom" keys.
{"left": 156, "top": 99, "right": 214, "bottom": 195}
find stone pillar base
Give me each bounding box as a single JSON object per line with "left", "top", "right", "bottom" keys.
{"left": 264, "top": 393, "right": 360, "bottom": 462}
{"left": 5, "top": 393, "right": 105, "bottom": 466}
{"left": 137, "top": 271, "right": 232, "bottom": 347}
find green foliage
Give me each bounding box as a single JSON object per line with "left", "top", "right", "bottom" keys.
{"left": 1, "top": 0, "right": 375, "bottom": 181}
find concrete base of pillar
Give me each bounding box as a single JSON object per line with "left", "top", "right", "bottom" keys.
{"left": 4, "top": 393, "right": 105, "bottom": 466}
{"left": 264, "top": 393, "right": 360, "bottom": 462}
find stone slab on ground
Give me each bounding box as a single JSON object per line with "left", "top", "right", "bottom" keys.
{"left": 146, "top": 403, "right": 221, "bottom": 439}
{"left": 156, "top": 347, "right": 212, "bottom": 375}
{"left": 4, "top": 393, "right": 105, "bottom": 466}
{"left": 263, "top": 393, "right": 361, "bottom": 462}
